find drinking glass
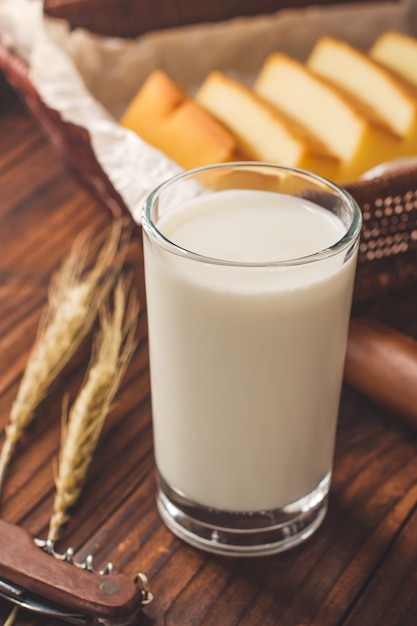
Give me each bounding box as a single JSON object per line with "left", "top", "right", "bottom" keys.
{"left": 142, "top": 163, "right": 362, "bottom": 556}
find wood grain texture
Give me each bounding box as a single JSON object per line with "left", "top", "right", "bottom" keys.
{"left": 2, "top": 71, "right": 417, "bottom": 626}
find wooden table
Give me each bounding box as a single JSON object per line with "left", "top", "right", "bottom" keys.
{"left": 2, "top": 63, "right": 417, "bottom": 626}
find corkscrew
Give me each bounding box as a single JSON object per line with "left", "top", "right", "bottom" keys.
{"left": 0, "top": 519, "right": 152, "bottom": 625}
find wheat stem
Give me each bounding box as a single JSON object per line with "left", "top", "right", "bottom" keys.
{"left": 0, "top": 221, "right": 127, "bottom": 494}
{"left": 4, "top": 606, "right": 19, "bottom": 626}
{"left": 47, "top": 279, "right": 138, "bottom": 542}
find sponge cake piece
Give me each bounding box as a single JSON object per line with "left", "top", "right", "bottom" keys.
{"left": 307, "top": 37, "right": 417, "bottom": 156}
{"left": 195, "top": 70, "right": 339, "bottom": 180}
{"left": 120, "top": 70, "right": 244, "bottom": 169}
{"left": 370, "top": 31, "right": 417, "bottom": 89}
{"left": 254, "top": 53, "right": 399, "bottom": 183}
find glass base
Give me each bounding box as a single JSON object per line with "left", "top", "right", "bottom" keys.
{"left": 156, "top": 472, "right": 329, "bottom": 557}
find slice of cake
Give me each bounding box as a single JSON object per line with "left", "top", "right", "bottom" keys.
{"left": 370, "top": 31, "right": 417, "bottom": 89}
{"left": 254, "top": 53, "right": 400, "bottom": 183}
{"left": 195, "top": 71, "right": 339, "bottom": 181}
{"left": 307, "top": 37, "right": 417, "bottom": 156}
{"left": 120, "top": 70, "right": 244, "bottom": 169}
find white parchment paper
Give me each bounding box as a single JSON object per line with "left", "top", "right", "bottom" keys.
{"left": 0, "top": 0, "right": 416, "bottom": 222}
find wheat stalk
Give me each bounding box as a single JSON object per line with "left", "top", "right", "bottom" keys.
{"left": 0, "top": 221, "right": 128, "bottom": 493}
{"left": 47, "top": 278, "right": 138, "bottom": 542}
{"left": 4, "top": 606, "right": 19, "bottom": 626}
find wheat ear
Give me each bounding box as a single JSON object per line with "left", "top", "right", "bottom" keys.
{"left": 47, "top": 278, "right": 138, "bottom": 542}
{"left": 0, "top": 221, "right": 127, "bottom": 493}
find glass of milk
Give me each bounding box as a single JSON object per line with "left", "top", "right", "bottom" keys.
{"left": 142, "top": 163, "right": 362, "bottom": 556}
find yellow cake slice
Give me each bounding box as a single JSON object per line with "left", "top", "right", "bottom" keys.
{"left": 307, "top": 37, "right": 417, "bottom": 156}
{"left": 254, "top": 53, "right": 400, "bottom": 183}
{"left": 370, "top": 31, "right": 417, "bottom": 89}
{"left": 120, "top": 70, "right": 244, "bottom": 169}
{"left": 195, "top": 70, "right": 339, "bottom": 180}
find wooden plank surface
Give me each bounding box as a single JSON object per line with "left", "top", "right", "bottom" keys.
{"left": 2, "top": 69, "right": 417, "bottom": 626}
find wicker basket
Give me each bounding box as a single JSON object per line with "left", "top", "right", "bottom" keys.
{"left": 1, "top": 1, "right": 417, "bottom": 305}
{"left": 42, "top": 0, "right": 379, "bottom": 39}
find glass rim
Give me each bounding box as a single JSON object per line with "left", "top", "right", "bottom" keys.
{"left": 141, "top": 162, "right": 362, "bottom": 268}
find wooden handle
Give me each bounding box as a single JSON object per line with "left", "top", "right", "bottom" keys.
{"left": 0, "top": 519, "right": 141, "bottom": 619}
{"left": 345, "top": 317, "right": 417, "bottom": 428}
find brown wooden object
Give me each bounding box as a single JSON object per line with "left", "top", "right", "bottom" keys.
{"left": 0, "top": 520, "right": 143, "bottom": 620}
{"left": 346, "top": 316, "right": 417, "bottom": 427}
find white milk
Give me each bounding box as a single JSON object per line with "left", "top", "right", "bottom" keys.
{"left": 144, "top": 189, "right": 357, "bottom": 512}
